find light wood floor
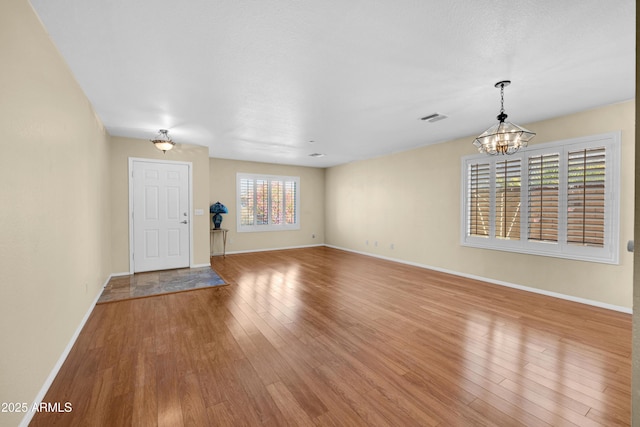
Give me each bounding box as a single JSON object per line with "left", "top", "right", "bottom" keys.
{"left": 31, "top": 247, "right": 631, "bottom": 426}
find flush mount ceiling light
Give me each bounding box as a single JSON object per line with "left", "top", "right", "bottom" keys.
{"left": 151, "top": 129, "right": 175, "bottom": 153}
{"left": 473, "top": 80, "right": 535, "bottom": 155}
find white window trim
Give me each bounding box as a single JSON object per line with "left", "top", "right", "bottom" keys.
{"left": 236, "top": 173, "right": 301, "bottom": 232}
{"left": 460, "top": 132, "right": 620, "bottom": 264}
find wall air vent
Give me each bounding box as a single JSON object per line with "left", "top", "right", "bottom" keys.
{"left": 309, "top": 153, "right": 326, "bottom": 157}
{"left": 420, "top": 113, "right": 448, "bottom": 123}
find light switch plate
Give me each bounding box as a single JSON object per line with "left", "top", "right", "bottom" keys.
{"left": 195, "top": 209, "right": 204, "bottom": 216}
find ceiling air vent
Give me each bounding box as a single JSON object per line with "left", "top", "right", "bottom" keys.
{"left": 420, "top": 113, "right": 448, "bottom": 123}
{"left": 309, "top": 153, "right": 326, "bottom": 158}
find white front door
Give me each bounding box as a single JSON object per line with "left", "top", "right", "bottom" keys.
{"left": 131, "top": 160, "right": 190, "bottom": 272}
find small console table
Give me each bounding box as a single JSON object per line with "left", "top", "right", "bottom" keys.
{"left": 210, "top": 228, "right": 228, "bottom": 257}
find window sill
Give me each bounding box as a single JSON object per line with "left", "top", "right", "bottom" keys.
{"left": 461, "top": 239, "right": 619, "bottom": 265}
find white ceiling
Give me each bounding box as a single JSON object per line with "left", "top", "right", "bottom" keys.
{"left": 30, "top": 0, "right": 635, "bottom": 168}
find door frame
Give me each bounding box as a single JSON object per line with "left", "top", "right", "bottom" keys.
{"left": 128, "top": 157, "right": 194, "bottom": 274}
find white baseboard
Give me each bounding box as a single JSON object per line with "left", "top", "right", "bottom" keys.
{"left": 110, "top": 271, "right": 131, "bottom": 278}
{"left": 19, "top": 273, "right": 112, "bottom": 427}
{"left": 224, "top": 243, "right": 324, "bottom": 256}
{"left": 191, "top": 263, "right": 211, "bottom": 268}
{"left": 324, "top": 244, "right": 632, "bottom": 314}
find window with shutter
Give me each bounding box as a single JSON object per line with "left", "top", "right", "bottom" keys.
{"left": 527, "top": 153, "right": 559, "bottom": 243}
{"left": 237, "top": 173, "right": 301, "bottom": 232}
{"left": 256, "top": 179, "right": 269, "bottom": 225}
{"left": 495, "top": 159, "right": 521, "bottom": 240}
{"left": 461, "top": 132, "right": 619, "bottom": 264}
{"left": 468, "top": 162, "right": 490, "bottom": 237}
{"left": 285, "top": 181, "right": 297, "bottom": 225}
{"left": 567, "top": 147, "right": 606, "bottom": 247}
{"left": 271, "top": 180, "right": 283, "bottom": 224}
{"left": 239, "top": 178, "right": 255, "bottom": 226}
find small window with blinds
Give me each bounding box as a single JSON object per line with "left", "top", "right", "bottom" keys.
{"left": 462, "top": 132, "right": 619, "bottom": 264}
{"left": 237, "top": 173, "right": 300, "bottom": 232}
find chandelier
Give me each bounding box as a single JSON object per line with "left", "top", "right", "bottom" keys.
{"left": 472, "top": 80, "right": 535, "bottom": 155}
{"left": 151, "top": 129, "right": 175, "bottom": 153}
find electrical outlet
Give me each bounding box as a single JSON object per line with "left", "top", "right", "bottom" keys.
{"left": 312, "top": 233, "right": 316, "bottom": 239}
{"left": 374, "top": 241, "right": 378, "bottom": 247}
{"left": 390, "top": 243, "right": 394, "bottom": 250}
{"left": 366, "top": 240, "right": 369, "bottom": 245}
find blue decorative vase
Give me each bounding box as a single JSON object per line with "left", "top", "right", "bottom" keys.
{"left": 210, "top": 201, "right": 228, "bottom": 229}
{"left": 213, "top": 213, "right": 223, "bottom": 229}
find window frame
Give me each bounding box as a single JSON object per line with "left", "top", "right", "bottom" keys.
{"left": 236, "top": 173, "right": 301, "bottom": 232}
{"left": 460, "top": 132, "right": 620, "bottom": 264}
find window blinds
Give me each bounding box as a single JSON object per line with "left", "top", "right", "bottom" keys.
{"left": 468, "top": 162, "right": 490, "bottom": 237}
{"left": 239, "top": 178, "right": 255, "bottom": 226}
{"left": 285, "top": 180, "right": 297, "bottom": 225}
{"left": 527, "top": 153, "right": 559, "bottom": 243}
{"left": 495, "top": 159, "right": 521, "bottom": 240}
{"left": 567, "top": 147, "right": 606, "bottom": 247}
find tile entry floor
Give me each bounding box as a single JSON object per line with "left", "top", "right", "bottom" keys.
{"left": 97, "top": 266, "right": 227, "bottom": 304}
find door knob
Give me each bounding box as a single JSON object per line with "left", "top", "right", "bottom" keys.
{"left": 181, "top": 220, "right": 188, "bottom": 224}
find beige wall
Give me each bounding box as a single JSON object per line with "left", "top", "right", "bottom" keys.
{"left": 632, "top": 8, "right": 639, "bottom": 423}
{"left": 209, "top": 158, "right": 325, "bottom": 253}
{"left": 326, "top": 101, "right": 635, "bottom": 309}
{"left": 110, "top": 137, "right": 211, "bottom": 273}
{"left": 0, "top": 1, "right": 112, "bottom": 425}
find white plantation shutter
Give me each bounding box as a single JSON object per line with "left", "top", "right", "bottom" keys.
{"left": 495, "top": 159, "right": 521, "bottom": 240}
{"left": 239, "top": 178, "right": 255, "bottom": 226}
{"left": 271, "top": 180, "right": 283, "bottom": 224}
{"left": 468, "top": 162, "right": 490, "bottom": 237}
{"left": 567, "top": 147, "right": 606, "bottom": 247}
{"left": 527, "top": 153, "right": 559, "bottom": 243}
{"left": 462, "top": 132, "right": 619, "bottom": 264}
{"left": 237, "top": 174, "right": 300, "bottom": 232}
{"left": 285, "top": 180, "right": 297, "bottom": 225}
{"left": 256, "top": 179, "right": 269, "bottom": 225}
